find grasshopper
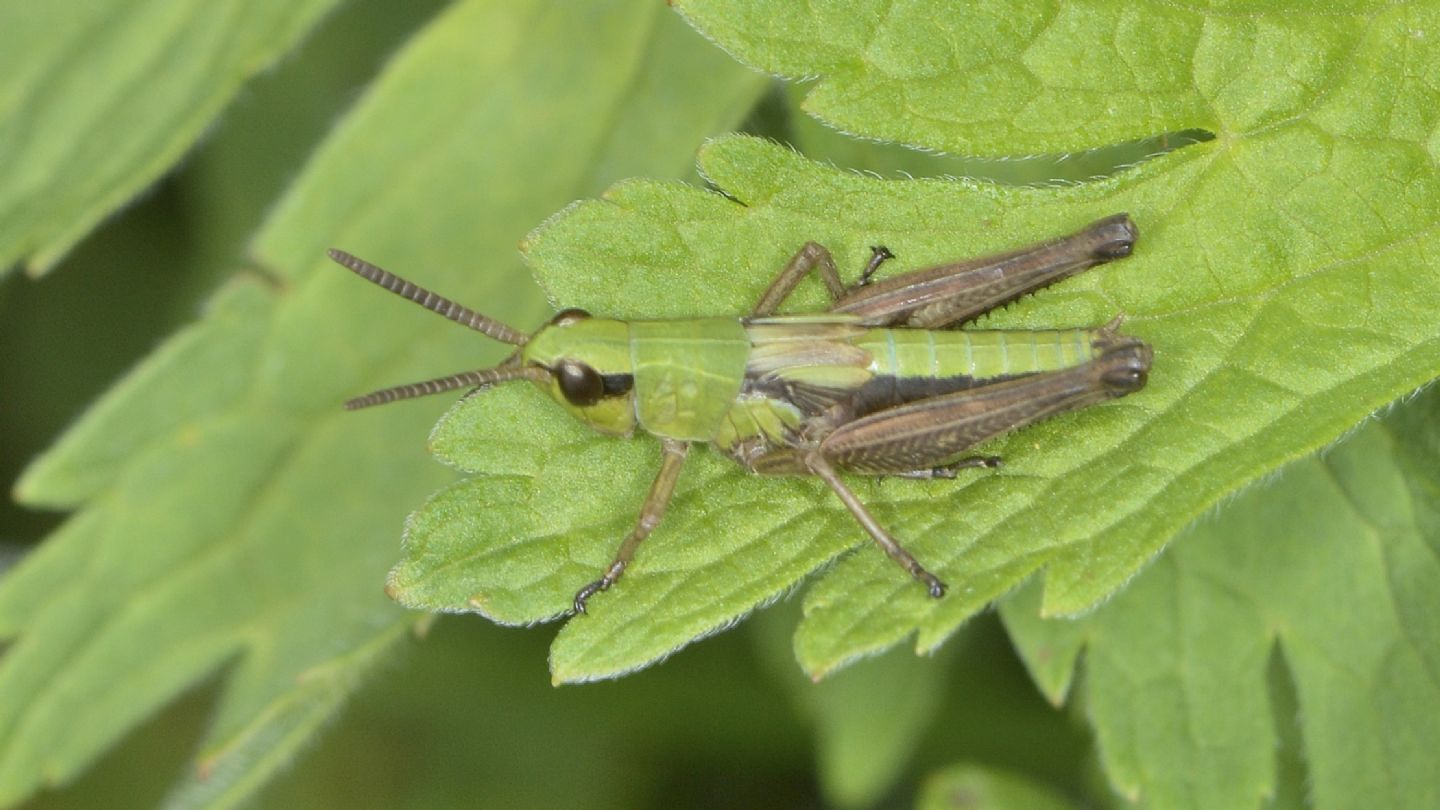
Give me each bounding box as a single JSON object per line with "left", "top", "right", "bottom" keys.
{"left": 332, "top": 214, "right": 1150, "bottom": 612}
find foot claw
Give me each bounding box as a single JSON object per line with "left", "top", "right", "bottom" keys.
{"left": 858, "top": 245, "right": 895, "bottom": 286}
{"left": 952, "top": 455, "right": 1002, "bottom": 471}
{"left": 572, "top": 580, "right": 606, "bottom": 615}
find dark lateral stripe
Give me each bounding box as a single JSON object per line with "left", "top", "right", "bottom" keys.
{"left": 848, "top": 372, "right": 1031, "bottom": 418}
{"left": 602, "top": 373, "right": 634, "bottom": 397}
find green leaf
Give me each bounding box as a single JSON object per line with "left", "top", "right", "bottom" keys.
{"left": 394, "top": 63, "right": 1440, "bottom": 678}
{"left": 778, "top": 77, "right": 1212, "bottom": 186}
{"left": 1001, "top": 386, "right": 1440, "bottom": 809}
{"left": 756, "top": 0, "right": 1440, "bottom": 675}
{"left": 162, "top": 619, "right": 414, "bottom": 809}
{"left": 0, "top": 2, "right": 765, "bottom": 805}
{"left": 918, "top": 763, "right": 1075, "bottom": 810}
{"left": 673, "top": 0, "right": 1385, "bottom": 156}
{"left": 0, "top": 0, "right": 340, "bottom": 276}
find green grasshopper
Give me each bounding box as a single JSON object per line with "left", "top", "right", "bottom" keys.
{"left": 332, "top": 214, "right": 1150, "bottom": 612}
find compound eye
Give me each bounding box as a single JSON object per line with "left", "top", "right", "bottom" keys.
{"left": 555, "top": 360, "right": 604, "bottom": 406}
{"left": 550, "top": 308, "right": 591, "bottom": 327}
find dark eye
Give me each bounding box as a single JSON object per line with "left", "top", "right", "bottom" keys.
{"left": 550, "top": 308, "right": 591, "bottom": 327}
{"left": 555, "top": 360, "right": 604, "bottom": 406}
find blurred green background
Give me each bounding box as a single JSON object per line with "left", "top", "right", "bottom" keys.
{"left": 0, "top": 1, "right": 1207, "bottom": 807}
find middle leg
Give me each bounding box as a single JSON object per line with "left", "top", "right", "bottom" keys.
{"left": 752, "top": 241, "right": 848, "bottom": 316}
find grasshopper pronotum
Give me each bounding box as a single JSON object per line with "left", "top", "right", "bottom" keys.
{"left": 333, "top": 214, "right": 1150, "bottom": 612}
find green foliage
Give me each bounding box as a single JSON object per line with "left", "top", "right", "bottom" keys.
{"left": 918, "top": 763, "right": 1075, "bottom": 810}
{"left": 742, "top": 598, "right": 960, "bottom": 808}
{"left": 1001, "top": 387, "right": 1440, "bottom": 810}
{"left": 674, "top": 0, "right": 1399, "bottom": 155}
{"left": 0, "top": 1, "right": 764, "bottom": 806}
{"left": 2, "top": 0, "right": 1438, "bottom": 808}
{"left": 0, "top": 0, "right": 340, "bottom": 275}
{"left": 397, "top": 84, "right": 1440, "bottom": 676}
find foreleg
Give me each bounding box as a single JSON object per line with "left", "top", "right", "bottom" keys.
{"left": 573, "top": 438, "right": 690, "bottom": 613}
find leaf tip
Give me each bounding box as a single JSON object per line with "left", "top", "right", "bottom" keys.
{"left": 1037, "top": 677, "right": 1070, "bottom": 708}
{"left": 800, "top": 658, "right": 840, "bottom": 683}
{"left": 11, "top": 450, "right": 67, "bottom": 508}
{"left": 10, "top": 473, "right": 37, "bottom": 506}
{"left": 548, "top": 660, "right": 581, "bottom": 687}
{"left": 382, "top": 578, "right": 405, "bottom": 603}
{"left": 694, "top": 132, "right": 767, "bottom": 174}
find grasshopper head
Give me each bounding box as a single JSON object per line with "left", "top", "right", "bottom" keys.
{"left": 330, "top": 250, "right": 635, "bottom": 436}
{"left": 520, "top": 309, "right": 637, "bottom": 436}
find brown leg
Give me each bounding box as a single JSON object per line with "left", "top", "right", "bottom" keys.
{"left": 830, "top": 214, "right": 1138, "bottom": 327}
{"left": 573, "top": 439, "right": 690, "bottom": 613}
{"left": 752, "top": 241, "right": 848, "bottom": 316}
{"left": 805, "top": 452, "right": 947, "bottom": 598}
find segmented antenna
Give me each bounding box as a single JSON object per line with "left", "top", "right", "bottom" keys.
{"left": 345, "top": 365, "right": 550, "bottom": 410}
{"left": 328, "top": 249, "right": 529, "bottom": 346}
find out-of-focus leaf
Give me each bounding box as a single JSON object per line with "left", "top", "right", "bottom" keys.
{"left": 260, "top": 618, "right": 814, "bottom": 808}
{"left": 1002, "top": 388, "right": 1440, "bottom": 809}
{"left": 807, "top": 645, "right": 949, "bottom": 807}
{"left": 0, "top": 1, "right": 766, "bottom": 806}
{"left": 0, "top": 0, "right": 340, "bottom": 275}
{"left": 749, "top": 600, "right": 953, "bottom": 808}
{"left": 0, "top": 2, "right": 444, "bottom": 549}
{"left": 918, "top": 763, "right": 1075, "bottom": 810}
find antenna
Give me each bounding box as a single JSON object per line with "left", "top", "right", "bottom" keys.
{"left": 345, "top": 365, "right": 550, "bottom": 410}
{"left": 328, "top": 249, "right": 529, "bottom": 346}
